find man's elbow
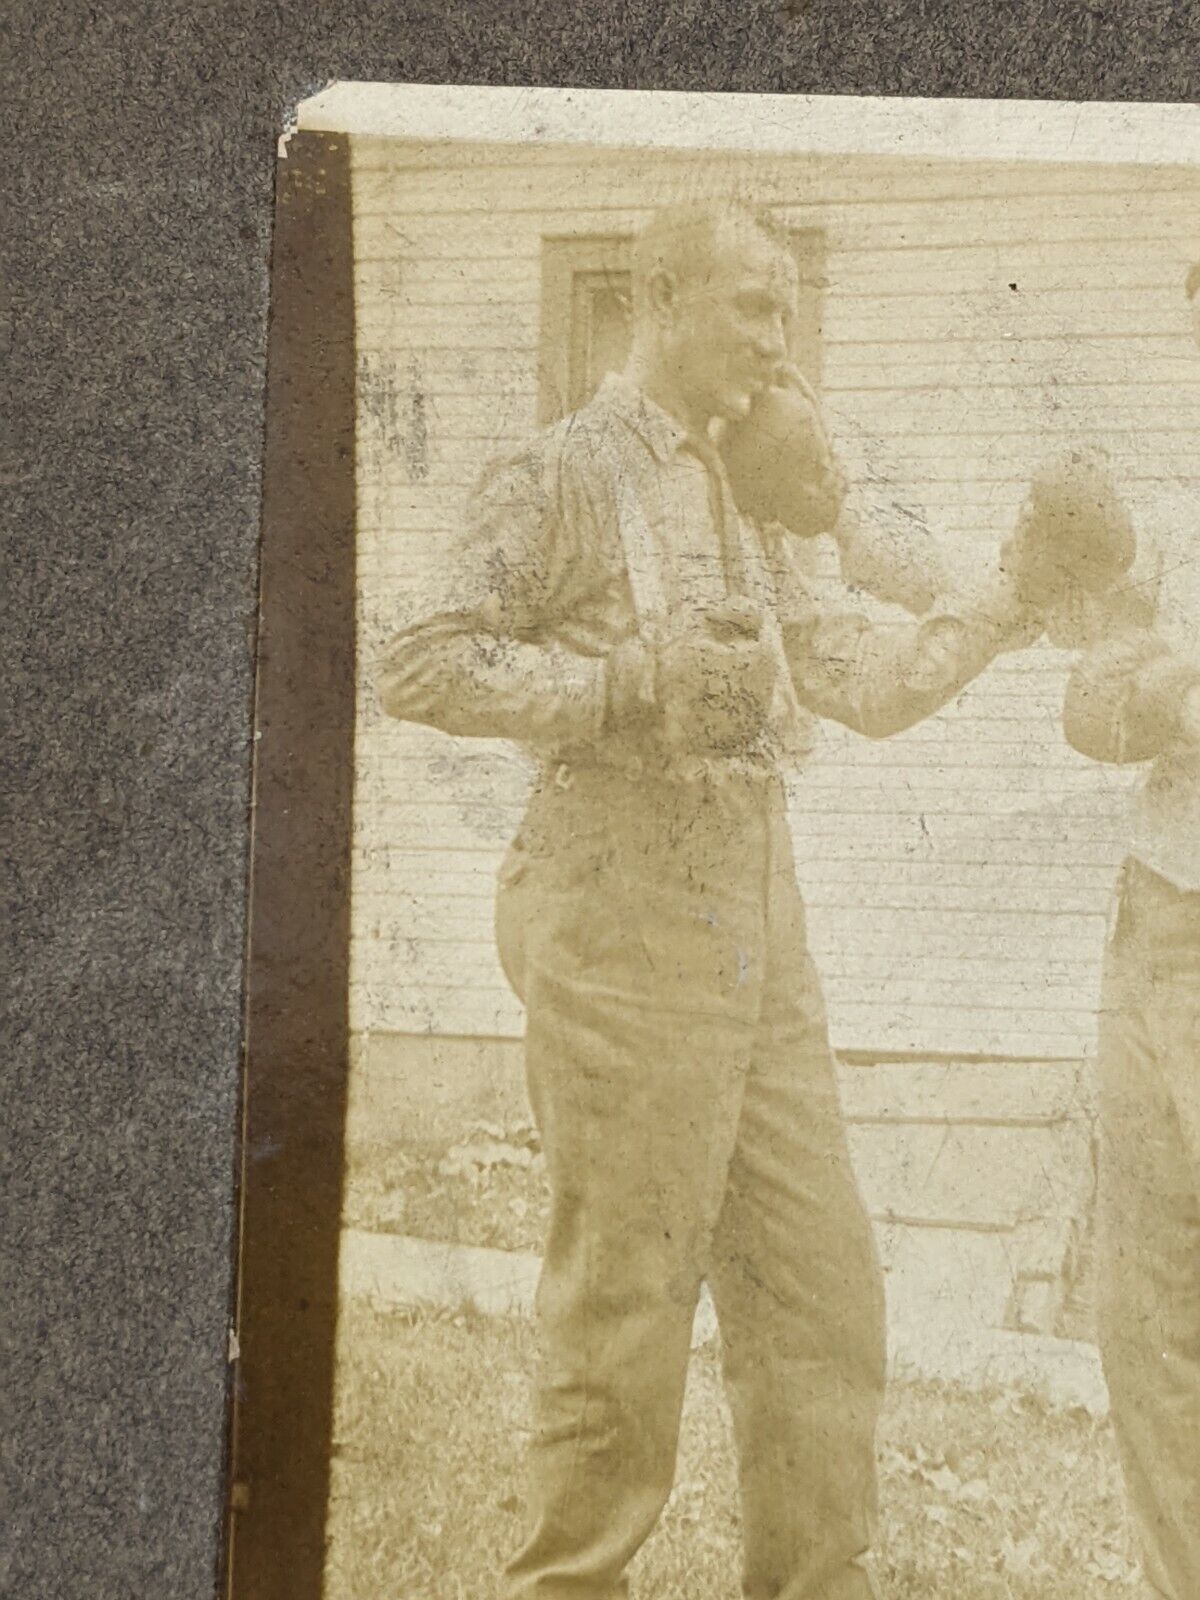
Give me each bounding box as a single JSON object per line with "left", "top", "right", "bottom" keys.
{"left": 377, "top": 640, "right": 441, "bottom": 726}
{"left": 378, "top": 676, "right": 416, "bottom": 723}
{"left": 378, "top": 672, "right": 450, "bottom": 730}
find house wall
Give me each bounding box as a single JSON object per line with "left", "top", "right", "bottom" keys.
{"left": 348, "top": 137, "right": 1200, "bottom": 1060}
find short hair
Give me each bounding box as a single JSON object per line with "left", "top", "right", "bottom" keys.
{"left": 629, "top": 202, "right": 794, "bottom": 316}
{"left": 1187, "top": 259, "right": 1200, "bottom": 301}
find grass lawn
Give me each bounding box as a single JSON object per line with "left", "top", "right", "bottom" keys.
{"left": 325, "top": 1301, "right": 1147, "bottom": 1600}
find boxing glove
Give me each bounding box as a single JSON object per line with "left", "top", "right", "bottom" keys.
{"left": 721, "top": 368, "right": 846, "bottom": 539}
{"left": 656, "top": 602, "right": 777, "bottom": 758}
{"left": 1004, "top": 448, "right": 1136, "bottom": 613}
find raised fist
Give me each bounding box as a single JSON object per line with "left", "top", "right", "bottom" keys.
{"left": 656, "top": 604, "right": 777, "bottom": 757}
{"left": 720, "top": 366, "right": 846, "bottom": 539}
{"left": 1003, "top": 449, "right": 1136, "bottom": 614}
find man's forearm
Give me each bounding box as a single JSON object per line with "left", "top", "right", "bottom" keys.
{"left": 785, "top": 573, "right": 1037, "bottom": 739}
{"left": 380, "top": 619, "right": 606, "bottom": 747}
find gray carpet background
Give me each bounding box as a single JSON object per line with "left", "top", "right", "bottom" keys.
{"left": 5, "top": 4, "right": 1200, "bottom": 1595}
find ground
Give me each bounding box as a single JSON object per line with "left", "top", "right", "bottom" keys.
{"left": 343, "top": 1124, "right": 549, "bottom": 1253}
{"left": 341, "top": 1123, "right": 1100, "bottom": 1342}
{"left": 324, "top": 1301, "right": 1148, "bottom": 1600}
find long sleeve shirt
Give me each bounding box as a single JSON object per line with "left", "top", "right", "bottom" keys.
{"left": 379, "top": 373, "right": 1033, "bottom": 779}
{"left": 1062, "top": 523, "right": 1200, "bottom": 890}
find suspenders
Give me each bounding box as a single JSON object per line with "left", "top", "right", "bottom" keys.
{"left": 610, "top": 460, "right": 673, "bottom": 652}
{"left": 544, "top": 396, "right": 816, "bottom": 768}
{"left": 606, "top": 419, "right": 814, "bottom": 766}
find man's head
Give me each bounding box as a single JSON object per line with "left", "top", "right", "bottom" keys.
{"left": 1187, "top": 258, "right": 1200, "bottom": 350}
{"left": 628, "top": 203, "right": 799, "bottom": 428}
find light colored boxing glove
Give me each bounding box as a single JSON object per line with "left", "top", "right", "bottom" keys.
{"left": 1002, "top": 447, "right": 1136, "bottom": 615}
{"left": 720, "top": 364, "right": 846, "bottom": 540}
{"left": 655, "top": 600, "right": 778, "bottom": 758}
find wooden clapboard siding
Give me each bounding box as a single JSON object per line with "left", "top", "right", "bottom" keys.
{"left": 348, "top": 137, "right": 1200, "bottom": 1060}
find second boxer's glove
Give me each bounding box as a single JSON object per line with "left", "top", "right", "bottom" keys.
{"left": 1002, "top": 448, "right": 1136, "bottom": 614}
{"left": 1064, "top": 628, "right": 1200, "bottom": 763}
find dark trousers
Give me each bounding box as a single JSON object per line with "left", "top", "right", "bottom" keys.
{"left": 1097, "top": 858, "right": 1200, "bottom": 1600}
{"left": 495, "top": 766, "right": 886, "bottom": 1600}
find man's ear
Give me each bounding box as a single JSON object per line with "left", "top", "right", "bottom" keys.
{"left": 646, "top": 266, "right": 676, "bottom": 322}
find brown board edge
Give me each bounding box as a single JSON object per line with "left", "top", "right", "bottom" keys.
{"left": 224, "top": 130, "right": 357, "bottom": 1600}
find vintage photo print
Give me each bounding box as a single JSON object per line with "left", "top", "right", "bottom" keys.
{"left": 228, "top": 85, "right": 1200, "bottom": 1600}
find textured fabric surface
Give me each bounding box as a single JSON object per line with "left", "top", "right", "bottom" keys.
{"left": 6, "top": 5, "right": 1200, "bottom": 1597}
{"left": 500, "top": 785, "right": 884, "bottom": 1599}
{"left": 1096, "top": 860, "right": 1200, "bottom": 1599}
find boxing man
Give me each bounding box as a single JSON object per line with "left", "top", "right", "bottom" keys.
{"left": 1061, "top": 261, "right": 1200, "bottom": 1600}
{"left": 380, "top": 202, "right": 1121, "bottom": 1600}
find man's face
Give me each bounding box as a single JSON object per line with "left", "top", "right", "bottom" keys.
{"left": 661, "top": 222, "right": 799, "bottom": 424}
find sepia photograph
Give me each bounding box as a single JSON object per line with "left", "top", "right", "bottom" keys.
{"left": 230, "top": 85, "right": 1200, "bottom": 1600}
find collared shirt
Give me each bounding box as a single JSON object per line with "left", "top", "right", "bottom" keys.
{"left": 379, "top": 372, "right": 1031, "bottom": 775}
{"left": 599, "top": 378, "right": 733, "bottom": 618}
